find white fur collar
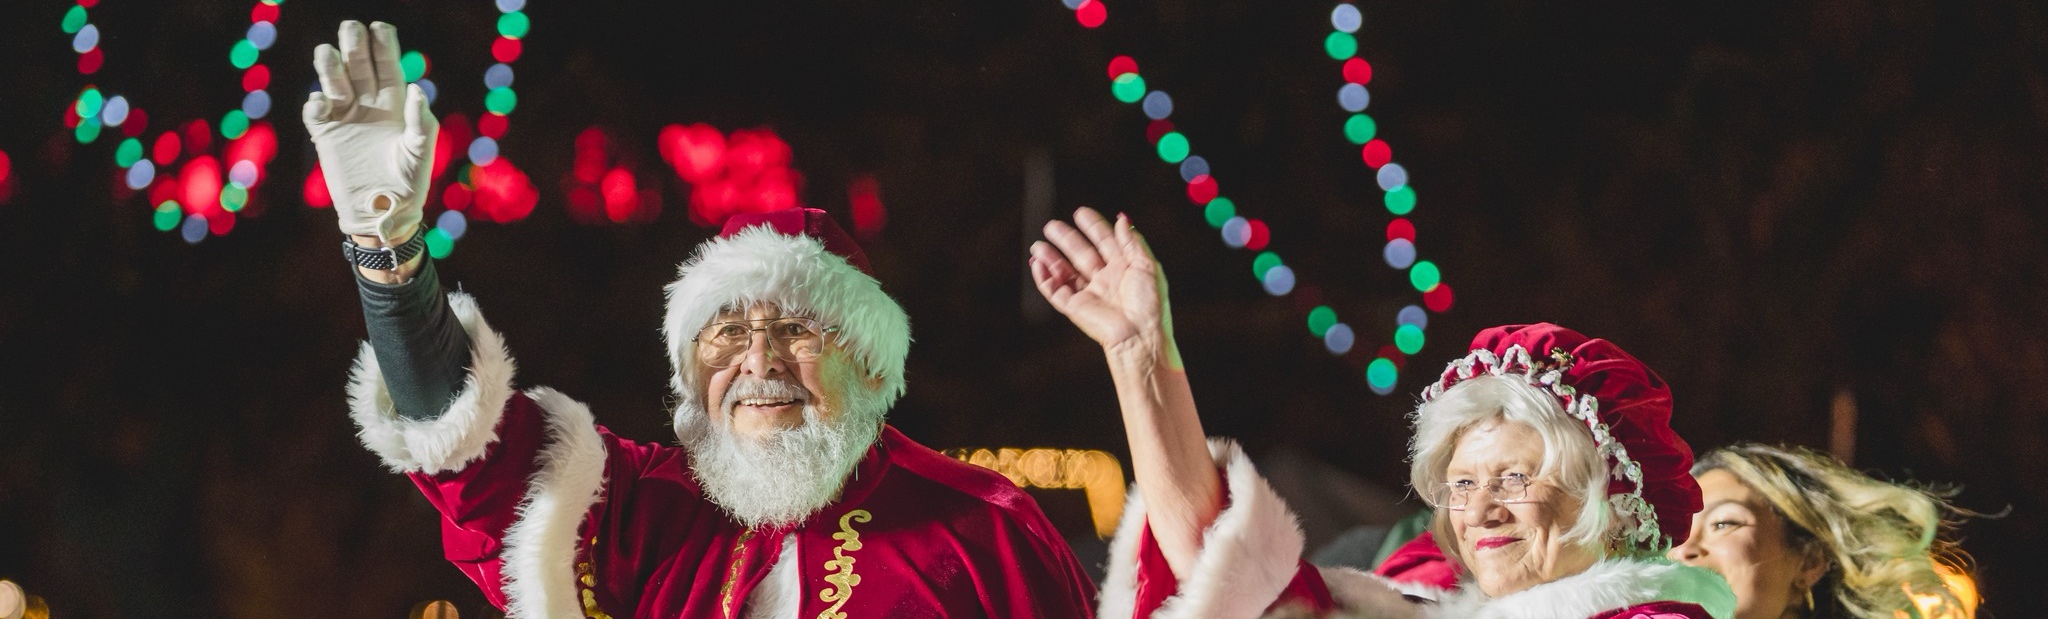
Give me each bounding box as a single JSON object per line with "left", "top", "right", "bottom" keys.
{"left": 1322, "top": 557, "right": 1734, "bottom": 619}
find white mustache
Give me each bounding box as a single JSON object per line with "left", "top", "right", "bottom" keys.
{"left": 721, "top": 376, "right": 812, "bottom": 413}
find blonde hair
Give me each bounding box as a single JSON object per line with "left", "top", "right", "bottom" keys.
{"left": 1411, "top": 375, "right": 1650, "bottom": 559}
{"left": 1695, "top": 444, "right": 1977, "bottom": 619}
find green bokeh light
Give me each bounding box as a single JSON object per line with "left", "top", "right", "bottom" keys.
{"left": 1111, "top": 74, "right": 1146, "bottom": 104}
{"left": 1409, "top": 260, "right": 1441, "bottom": 292}
{"left": 1366, "top": 358, "right": 1398, "bottom": 389}
{"left": 485, "top": 87, "right": 518, "bottom": 115}
{"left": 401, "top": 50, "right": 428, "bottom": 82}
{"left": 1324, "top": 32, "right": 1358, "bottom": 60}
{"left": 1252, "top": 251, "right": 1283, "bottom": 279}
{"left": 153, "top": 202, "right": 183, "bottom": 231}
{"left": 1344, "top": 114, "right": 1377, "bottom": 145}
{"left": 221, "top": 110, "right": 250, "bottom": 139}
{"left": 425, "top": 228, "right": 455, "bottom": 259}
{"left": 1395, "top": 324, "right": 1426, "bottom": 355}
{"left": 63, "top": 6, "right": 88, "bottom": 34}
{"left": 1307, "top": 306, "right": 1338, "bottom": 337}
{"left": 76, "top": 88, "right": 104, "bottom": 119}
{"left": 221, "top": 185, "right": 248, "bottom": 212}
{"left": 74, "top": 118, "right": 102, "bottom": 144}
{"left": 1385, "top": 185, "right": 1416, "bottom": 215}
{"left": 115, "top": 138, "right": 144, "bottom": 167}
{"left": 1203, "top": 197, "right": 1236, "bottom": 228}
{"left": 1155, "top": 132, "right": 1190, "bottom": 164}
{"left": 230, "top": 40, "right": 260, "bottom": 69}
{"left": 497, "top": 12, "right": 531, "bottom": 39}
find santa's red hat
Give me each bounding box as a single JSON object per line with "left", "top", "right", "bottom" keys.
{"left": 662, "top": 208, "right": 910, "bottom": 406}
{"left": 1421, "top": 323, "right": 1701, "bottom": 550}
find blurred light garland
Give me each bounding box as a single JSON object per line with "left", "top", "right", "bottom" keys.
{"left": 65, "top": 0, "right": 286, "bottom": 243}
{"left": 1079, "top": 0, "right": 1458, "bottom": 395}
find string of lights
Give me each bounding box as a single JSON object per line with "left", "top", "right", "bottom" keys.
{"left": 63, "top": 0, "right": 286, "bottom": 244}
{"left": 1084, "top": 1, "right": 1458, "bottom": 395}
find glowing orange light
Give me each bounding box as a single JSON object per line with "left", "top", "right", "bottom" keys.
{"left": 945, "top": 448, "right": 1126, "bottom": 537}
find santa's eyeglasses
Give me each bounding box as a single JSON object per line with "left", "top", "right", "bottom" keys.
{"left": 693, "top": 317, "right": 839, "bottom": 368}
{"left": 1424, "top": 473, "right": 1537, "bottom": 510}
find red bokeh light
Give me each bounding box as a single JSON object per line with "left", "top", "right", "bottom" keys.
{"left": 153, "top": 132, "right": 182, "bottom": 165}
{"left": 491, "top": 37, "right": 522, "bottom": 63}
{"left": 1342, "top": 58, "right": 1373, "bottom": 85}
{"left": 62, "top": 105, "right": 81, "bottom": 129}
{"left": 478, "top": 112, "right": 508, "bottom": 139}
{"left": 602, "top": 167, "right": 638, "bottom": 223}
{"left": 251, "top": 3, "right": 279, "bottom": 23}
{"left": 182, "top": 119, "right": 213, "bottom": 155}
{"left": 1107, "top": 56, "right": 1138, "bottom": 80}
{"left": 434, "top": 113, "right": 473, "bottom": 181}
{"left": 442, "top": 183, "right": 472, "bottom": 211}
{"left": 207, "top": 210, "right": 236, "bottom": 236}
{"left": 150, "top": 176, "right": 181, "bottom": 208}
{"left": 469, "top": 158, "right": 538, "bottom": 223}
{"left": 79, "top": 48, "right": 103, "bottom": 74}
{"left": 1386, "top": 217, "right": 1415, "bottom": 241}
{"left": 1075, "top": 0, "right": 1107, "bottom": 28}
{"left": 1377, "top": 345, "right": 1407, "bottom": 370}
{"left": 1361, "top": 139, "right": 1391, "bottom": 169}
{"left": 850, "top": 175, "right": 885, "bottom": 241}
{"left": 181, "top": 156, "right": 223, "bottom": 215}
{"left": 303, "top": 164, "right": 332, "bottom": 208}
{"left": 120, "top": 108, "right": 147, "bottom": 137}
{"left": 225, "top": 122, "right": 279, "bottom": 169}
{"left": 1186, "top": 174, "right": 1218, "bottom": 204}
{"left": 1144, "top": 119, "right": 1175, "bottom": 145}
{"left": 1423, "top": 283, "right": 1455, "bottom": 312}
{"left": 243, "top": 65, "right": 271, "bottom": 92}
{"left": 1246, "top": 219, "right": 1271, "bottom": 251}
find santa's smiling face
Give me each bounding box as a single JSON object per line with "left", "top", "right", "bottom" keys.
{"left": 698, "top": 302, "right": 843, "bottom": 439}
{"left": 676, "top": 300, "right": 887, "bottom": 528}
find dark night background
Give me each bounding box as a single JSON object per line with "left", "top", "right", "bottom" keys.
{"left": 1, "top": 0, "right": 2043, "bottom": 617}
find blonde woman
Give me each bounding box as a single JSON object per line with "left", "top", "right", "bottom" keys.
{"left": 1668, "top": 444, "right": 1977, "bottom": 619}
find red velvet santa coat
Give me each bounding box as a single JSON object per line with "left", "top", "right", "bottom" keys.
{"left": 1096, "top": 440, "right": 1734, "bottom": 619}
{"left": 349, "top": 293, "right": 1097, "bottom": 618}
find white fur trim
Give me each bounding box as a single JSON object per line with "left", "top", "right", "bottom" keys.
{"left": 348, "top": 292, "right": 517, "bottom": 474}
{"left": 1316, "top": 557, "right": 1734, "bottom": 619}
{"left": 661, "top": 226, "right": 911, "bottom": 415}
{"left": 1098, "top": 439, "right": 1307, "bottom": 619}
{"left": 497, "top": 388, "right": 609, "bottom": 619}
{"left": 744, "top": 532, "right": 802, "bottom": 619}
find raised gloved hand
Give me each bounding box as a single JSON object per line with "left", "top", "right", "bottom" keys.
{"left": 303, "top": 20, "right": 437, "bottom": 245}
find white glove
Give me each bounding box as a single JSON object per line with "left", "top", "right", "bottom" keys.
{"left": 302, "top": 20, "right": 437, "bottom": 244}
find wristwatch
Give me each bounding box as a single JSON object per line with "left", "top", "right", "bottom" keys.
{"left": 342, "top": 234, "right": 428, "bottom": 271}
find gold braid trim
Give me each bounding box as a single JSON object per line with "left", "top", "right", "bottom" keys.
{"left": 814, "top": 509, "right": 872, "bottom": 619}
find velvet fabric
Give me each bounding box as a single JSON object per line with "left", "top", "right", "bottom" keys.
{"left": 408, "top": 391, "right": 1097, "bottom": 618}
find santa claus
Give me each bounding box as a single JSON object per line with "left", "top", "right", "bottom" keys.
{"left": 306, "top": 20, "right": 1096, "bottom": 618}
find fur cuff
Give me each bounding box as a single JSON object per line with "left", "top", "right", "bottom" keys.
{"left": 1322, "top": 557, "right": 1734, "bottom": 619}
{"left": 1314, "top": 566, "right": 1440, "bottom": 619}
{"left": 348, "top": 292, "right": 518, "bottom": 474}
{"left": 497, "top": 388, "right": 609, "bottom": 619}
{"left": 1098, "top": 439, "right": 1308, "bottom": 619}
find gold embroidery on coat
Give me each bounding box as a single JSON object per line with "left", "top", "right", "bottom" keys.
{"left": 577, "top": 535, "right": 615, "bottom": 619}
{"left": 814, "top": 509, "right": 872, "bottom": 619}
{"left": 719, "top": 527, "right": 756, "bottom": 619}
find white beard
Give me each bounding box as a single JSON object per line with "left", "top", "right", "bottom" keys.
{"left": 673, "top": 373, "right": 884, "bottom": 529}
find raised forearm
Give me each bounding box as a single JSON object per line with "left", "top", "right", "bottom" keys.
{"left": 1105, "top": 337, "right": 1222, "bottom": 579}
{"left": 356, "top": 247, "right": 472, "bottom": 421}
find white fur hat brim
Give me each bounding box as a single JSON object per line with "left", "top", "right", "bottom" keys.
{"left": 661, "top": 224, "right": 910, "bottom": 407}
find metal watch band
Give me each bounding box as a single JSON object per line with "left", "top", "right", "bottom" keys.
{"left": 342, "top": 234, "right": 428, "bottom": 271}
